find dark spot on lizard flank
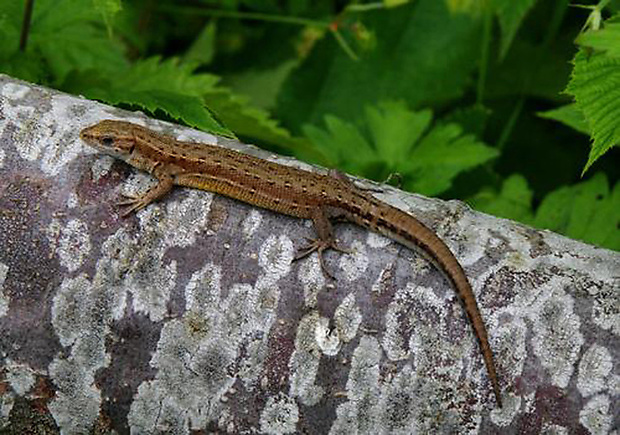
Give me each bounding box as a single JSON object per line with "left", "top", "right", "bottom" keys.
{"left": 250, "top": 188, "right": 257, "bottom": 194}
{"left": 375, "top": 218, "right": 386, "bottom": 227}
{"left": 284, "top": 181, "right": 292, "bottom": 189}
{"left": 268, "top": 179, "right": 276, "bottom": 185}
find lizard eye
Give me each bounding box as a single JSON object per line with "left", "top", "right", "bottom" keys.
{"left": 101, "top": 136, "right": 114, "bottom": 147}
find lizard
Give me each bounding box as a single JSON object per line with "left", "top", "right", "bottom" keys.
{"left": 80, "top": 119, "right": 503, "bottom": 407}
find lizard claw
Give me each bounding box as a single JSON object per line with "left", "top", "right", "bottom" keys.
{"left": 117, "top": 193, "right": 148, "bottom": 217}
{"left": 293, "top": 238, "right": 352, "bottom": 279}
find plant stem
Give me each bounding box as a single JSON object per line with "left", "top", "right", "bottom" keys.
{"left": 19, "top": 0, "right": 35, "bottom": 52}
{"left": 156, "top": 5, "right": 330, "bottom": 28}
{"left": 476, "top": 8, "right": 492, "bottom": 105}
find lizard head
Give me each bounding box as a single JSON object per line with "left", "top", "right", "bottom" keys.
{"left": 80, "top": 120, "right": 136, "bottom": 158}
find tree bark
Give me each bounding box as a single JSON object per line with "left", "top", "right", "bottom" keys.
{"left": 0, "top": 74, "right": 618, "bottom": 434}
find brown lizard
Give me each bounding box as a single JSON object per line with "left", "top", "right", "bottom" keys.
{"left": 80, "top": 119, "right": 503, "bottom": 407}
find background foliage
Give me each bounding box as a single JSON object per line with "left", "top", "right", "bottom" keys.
{"left": 1, "top": 0, "right": 618, "bottom": 250}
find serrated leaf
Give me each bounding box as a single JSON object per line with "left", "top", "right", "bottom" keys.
{"left": 467, "top": 174, "right": 534, "bottom": 224}
{"left": 0, "top": 0, "right": 126, "bottom": 85}
{"left": 204, "top": 86, "right": 307, "bottom": 153}
{"left": 491, "top": 0, "right": 537, "bottom": 58}
{"left": 402, "top": 123, "right": 499, "bottom": 195}
{"left": 534, "top": 173, "right": 619, "bottom": 250}
{"left": 303, "top": 102, "right": 498, "bottom": 196}
{"left": 577, "top": 16, "right": 620, "bottom": 57}
{"left": 82, "top": 57, "right": 232, "bottom": 137}
{"left": 302, "top": 115, "right": 376, "bottom": 172}
{"left": 538, "top": 104, "right": 591, "bottom": 135}
{"left": 565, "top": 50, "right": 620, "bottom": 174}
{"left": 365, "top": 102, "right": 432, "bottom": 167}
{"left": 90, "top": 88, "right": 228, "bottom": 137}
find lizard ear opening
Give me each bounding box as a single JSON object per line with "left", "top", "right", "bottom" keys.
{"left": 101, "top": 136, "right": 114, "bottom": 147}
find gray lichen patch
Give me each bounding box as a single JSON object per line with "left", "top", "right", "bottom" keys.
{"left": 46, "top": 218, "right": 92, "bottom": 272}
{"left": 3, "top": 92, "right": 87, "bottom": 176}
{"left": 530, "top": 279, "right": 584, "bottom": 389}
{"left": 334, "top": 293, "right": 362, "bottom": 343}
{"left": 579, "top": 395, "right": 612, "bottom": 434}
{"left": 338, "top": 240, "right": 369, "bottom": 281}
{"left": 330, "top": 335, "right": 382, "bottom": 434}
{"left": 0, "top": 262, "right": 8, "bottom": 317}
{"left": 259, "top": 393, "right": 299, "bottom": 435}
{"left": 577, "top": 344, "right": 613, "bottom": 397}
{"left": 5, "top": 360, "right": 36, "bottom": 396}
{"left": 590, "top": 283, "right": 620, "bottom": 335}
{"left": 258, "top": 234, "right": 294, "bottom": 280}
{"left": 158, "top": 189, "right": 212, "bottom": 248}
{"left": 288, "top": 312, "right": 326, "bottom": 407}
{"left": 128, "top": 262, "right": 285, "bottom": 433}
{"left": 47, "top": 358, "right": 102, "bottom": 434}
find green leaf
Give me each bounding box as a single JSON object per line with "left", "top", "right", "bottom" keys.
{"left": 183, "top": 21, "right": 217, "bottom": 67}
{"left": 442, "top": 104, "right": 491, "bottom": 137}
{"left": 303, "top": 102, "right": 499, "bottom": 196}
{"left": 0, "top": 0, "right": 126, "bottom": 85}
{"left": 565, "top": 50, "right": 620, "bottom": 174}
{"left": 577, "top": 15, "right": 620, "bottom": 57}
{"left": 468, "top": 174, "right": 534, "bottom": 223}
{"left": 534, "top": 173, "right": 619, "bottom": 250}
{"left": 365, "top": 101, "right": 432, "bottom": 167}
{"left": 203, "top": 85, "right": 306, "bottom": 153}
{"left": 303, "top": 115, "right": 376, "bottom": 172}
{"left": 537, "top": 104, "right": 591, "bottom": 135}
{"left": 82, "top": 57, "right": 232, "bottom": 137}
{"left": 492, "top": 0, "right": 537, "bottom": 58}
{"left": 402, "top": 122, "right": 499, "bottom": 196}
{"left": 277, "top": 0, "right": 482, "bottom": 133}
{"left": 93, "top": 0, "right": 122, "bottom": 37}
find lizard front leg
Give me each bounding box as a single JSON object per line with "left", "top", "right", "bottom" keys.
{"left": 293, "top": 207, "right": 351, "bottom": 279}
{"left": 117, "top": 172, "right": 174, "bottom": 216}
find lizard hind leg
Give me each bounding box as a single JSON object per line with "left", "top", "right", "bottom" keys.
{"left": 293, "top": 207, "right": 352, "bottom": 279}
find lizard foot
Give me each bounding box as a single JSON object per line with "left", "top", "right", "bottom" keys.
{"left": 117, "top": 193, "right": 149, "bottom": 217}
{"left": 293, "top": 237, "right": 352, "bottom": 279}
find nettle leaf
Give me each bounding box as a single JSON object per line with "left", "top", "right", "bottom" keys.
{"left": 538, "top": 104, "right": 591, "bottom": 135}
{"left": 203, "top": 86, "right": 305, "bottom": 154}
{"left": 491, "top": 0, "right": 537, "bottom": 58}
{"left": 565, "top": 50, "right": 620, "bottom": 174}
{"left": 303, "top": 102, "right": 498, "bottom": 196}
{"left": 84, "top": 57, "right": 232, "bottom": 137}
{"left": 0, "top": 0, "right": 126, "bottom": 85}
{"left": 467, "top": 174, "right": 534, "bottom": 224}
{"left": 534, "top": 173, "right": 619, "bottom": 250}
